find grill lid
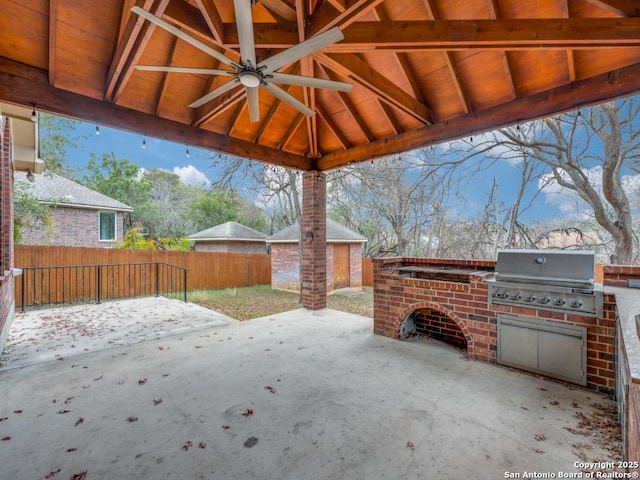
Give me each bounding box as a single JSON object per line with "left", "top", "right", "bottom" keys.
{"left": 494, "top": 249, "right": 595, "bottom": 286}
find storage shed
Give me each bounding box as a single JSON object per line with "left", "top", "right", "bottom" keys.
{"left": 188, "top": 221, "right": 267, "bottom": 254}
{"left": 267, "top": 219, "right": 366, "bottom": 293}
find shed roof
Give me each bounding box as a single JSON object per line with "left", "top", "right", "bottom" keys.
{"left": 15, "top": 172, "right": 133, "bottom": 212}
{"left": 267, "top": 219, "right": 366, "bottom": 244}
{"left": 188, "top": 221, "right": 267, "bottom": 242}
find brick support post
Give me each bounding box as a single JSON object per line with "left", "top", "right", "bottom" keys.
{"left": 301, "top": 171, "right": 326, "bottom": 310}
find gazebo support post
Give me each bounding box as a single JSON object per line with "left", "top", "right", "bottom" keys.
{"left": 301, "top": 171, "right": 327, "bottom": 310}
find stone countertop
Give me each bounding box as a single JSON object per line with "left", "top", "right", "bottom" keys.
{"left": 605, "top": 286, "right": 640, "bottom": 382}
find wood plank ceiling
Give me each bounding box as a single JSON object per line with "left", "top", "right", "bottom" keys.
{"left": 1, "top": 0, "right": 640, "bottom": 171}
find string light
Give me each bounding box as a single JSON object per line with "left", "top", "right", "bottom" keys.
{"left": 30, "top": 105, "right": 37, "bottom": 122}
{"left": 95, "top": 125, "right": 100, "bottom": 135}
{"left": 142, "top": 138, "right": 146, "bottom": 149}
{"left": 185, "top": 148, "right": 190, "bottom": 158}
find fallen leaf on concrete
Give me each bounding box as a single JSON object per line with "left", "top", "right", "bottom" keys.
{"left": 41, "top": 468, "right": 61, "bottom": 479}
{"left": 127, "top": 416, "right": 138, "bottom": 423}
{"left": 406, "top": 441, "right": 415, "bottom": 451}
{"left": 13, "top": 410, "right": 23, "bottom": 414}
{"left": 264, "top": 386, "right": 277, "bottom": 394}
{"left": 57, "top": 409, "right": 71, "bottom": 414}
{"left": 222, "top": 425, "right": 231, "bottom": 430}
{"left": 534, "top": 434, "right": 546, "bottom": 441}
{"left": 75, "top": 418, "right": 84, "bottom": 426}
{"left": 0, "top": 417, "right": 7, "bottom": 422}
{"left": 138, "top": 378, "right": 147, "bottom": 385}
{"left": 198, "top": 442, "right": 206, "bottom": 449}
{"left": 532, "top": 448, "right": 544, "bottom": 454}
{"left": 70, "top": 471, "right": 87, "bottom": 480}
{"left": 66, "top": 448, "right": 78, "bottom": 452}
{"left": 1, "top": 436, "right": 11, "bottom": 441}
{"left": 182, "top": 441, "right": 193, "bottom": 451}
{"left": 153, "top": 399, "right": 163, "bottom": 406}
{"left": 520, "top": 406, "right": 529, "bottom": 411}
{"left": 572, "top": 402, "right": 580, "bottom": 408}
{"left": 93, "top": 374, "right": 103, "bottom": 381}
{"left": 242, "top": 409, "right": 254, "bottom": 417}
{"left": 64, "top": 397, "right": 75, "bottom": 404}
{"left": 549, "top": 400, "right": 559, "bottom": 406}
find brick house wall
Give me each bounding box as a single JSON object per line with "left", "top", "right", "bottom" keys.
{"left": 194, "top": 241, "right": 266, "bottom": 254}
{"left": 19, "top": 206, "right": 125, "bottom": 248}
{"left": 373, "top": 257, "right": 617, "bottom": 393}
{"left": 0, "top": 116, "right": 16, "bottom": 353}
{"left": 271, "top": 241, "right": 363, "bottom": 293}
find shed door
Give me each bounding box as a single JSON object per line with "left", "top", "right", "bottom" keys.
{"left": 333, "top": 244, "right": 350, "bottom": 289}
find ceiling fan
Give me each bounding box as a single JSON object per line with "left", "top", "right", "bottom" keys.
{"left": 132, "top": 1, "right": 353, "bottom": 122}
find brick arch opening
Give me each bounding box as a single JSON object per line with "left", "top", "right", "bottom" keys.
{"left": 397, "top": 302, "right": 474, "bottom": 357}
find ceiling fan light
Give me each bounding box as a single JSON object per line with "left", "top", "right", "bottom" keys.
{"left": 239, "top": 71, "right": 261, "bottom": 88}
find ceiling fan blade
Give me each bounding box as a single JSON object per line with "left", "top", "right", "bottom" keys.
{"left": 189, "top": 80, "right": 240, "bottom": 108}
{"left": 259, "top": 27, "right": 344, "bottom": 73}
{"left": 246, "top": 86, "right": 260, "bottom": 123}
{"left": 269, "top": 73, "right": 353, "bottom": 92}
{"left": 261, "top": 83, "right": 315, "bottom": 117}
{"left": 233, "top": 0, "right": 256, "bottom": 67}
{"left": 136, "top": 65, "right": 233, "bottom": 76}
{"left": 132, "top": 6, "right": 236, "bottom": 68}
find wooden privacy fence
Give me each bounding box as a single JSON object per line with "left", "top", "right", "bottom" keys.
{"left": 15, "top": 246, "right": 272, "bottom": 308}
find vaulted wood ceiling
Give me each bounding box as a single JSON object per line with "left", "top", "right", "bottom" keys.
{"left": 1, "top": 0, "right": 640, "bottom": 171}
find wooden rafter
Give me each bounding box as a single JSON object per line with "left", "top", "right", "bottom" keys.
{"left": 485, "top": 0, "right": 518, "bottom": 100}
{"left": 560, "top": 0, "right": 577, "bottom": 83}
{"left": 585, "top": 0, "right": 640, "bottom": 16}
{"left": 295, "top": 0, "right": 318, "bottom": 157}
{"left": 193, "top": 0, "right": 223, "bottom": 43}
{"left": 316, "top": 52, "right": 434, "bottom": 125}
{"left": 317, "top": 59, "right": 640, "bottom": 170}
{"left": 306, "top": 0, "right": 387, "bottom": 36}
{"left": 316, "top": 105, "right": 351, "bottom": 150}
{"left": 260, "top": 0, "right": 298, "bottom": 22}
{"left": 104, "top": 0, "right": 170, "bottom": 102}
{"left": 154, "top": 36, "right": 179, "bottom": 116}
{"left": 0, "top": 56, "right": 311, "bottom": 169}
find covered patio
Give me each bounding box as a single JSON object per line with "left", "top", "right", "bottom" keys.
{"left": 0, "top": 298, "right": 618, "bottom": 479}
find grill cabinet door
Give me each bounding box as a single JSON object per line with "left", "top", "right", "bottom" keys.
{"left": 497, "top": 315, "right": 587, "bottom": 386}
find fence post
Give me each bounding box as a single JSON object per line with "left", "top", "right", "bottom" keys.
{"left": 21, "top": 269, "right": 26, "bottom": 313}
{"left": 96, "top": 265, "right": 101, "bottom": 304}
{"left": 183, "top": 268, "right": 187, "bottom": 303}
{"left": 155, "top": 263, "right": 160, "bottom": 297}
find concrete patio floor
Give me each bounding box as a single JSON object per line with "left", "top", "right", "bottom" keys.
{"left": 0, "top": 298, "right": 620, "bottom": 480}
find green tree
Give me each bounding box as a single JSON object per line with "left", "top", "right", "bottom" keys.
{"left": 38, "top": 113, "right": 85, "bottom": 178}
{"left": 82, "top": 153, "right": 153, "bottom": 231}
{"left": 188, "top": 190, "right": 241, "bottom": 232}
{"left": 13, "top": 181, "right": 54, "bottom": 243}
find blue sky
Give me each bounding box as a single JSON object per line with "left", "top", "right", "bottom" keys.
{"left": 61, "top": 117, "right": 622, "bottom": 223}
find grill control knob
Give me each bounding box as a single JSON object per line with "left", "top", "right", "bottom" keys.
{"left": 539, "top": 295, "right": 551, "bottom": 305}
{"left": 555, "top": 297, "right": 567, "bottom": 306}
{"left": 571, "top": 299, "right": 583, "bottom": 309}
{"left": 511, "top": 292, "right": 522, "bottom": 301}
{"left": 526, "top": 294, "right": 537, "bottom": 302}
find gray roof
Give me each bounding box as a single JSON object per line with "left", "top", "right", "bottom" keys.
{"left": 188, "top": 221, "right": 267, "bottom": 242}
{"left": 15, "top": 171, "right": 133, "bottom": 212}
{"left": 267, "top": 219, "right": 367, "bottom": 243}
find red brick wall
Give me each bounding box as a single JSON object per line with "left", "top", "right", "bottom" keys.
{"left": 194, "top": 241, "right": 266, "bottom": 254}
{"left": 301, "top": 172, "right": 326, "bottom": 310}
{"left": 373, "top": 257, "right": 616, "bottom": 393}
{"left": 350, "top": 243, "right": 363, "bottom": 288}
{"left": 414, "top": 308, "right": 468, "bottom": 348}
{"left": 0, "top": 116, "right": 16, "bottom": 351}
{"left": 19, "top": 206, "right": 125, "bottom": 248}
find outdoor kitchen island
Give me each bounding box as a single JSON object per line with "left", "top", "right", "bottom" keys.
{"left": 373, "top": 255, "right": 640, "bottom": 466}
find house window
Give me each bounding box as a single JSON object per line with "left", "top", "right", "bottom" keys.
{"left": 99, "top": 211, "right": 116, "bottom": 241}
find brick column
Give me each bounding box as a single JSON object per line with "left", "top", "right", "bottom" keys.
{"left": 301, "top": 171, "right": 326, "bottom": 310}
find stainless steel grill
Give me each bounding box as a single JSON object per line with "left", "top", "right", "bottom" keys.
{"left": 487, "top": 250, "right": 603, "bottom": 317}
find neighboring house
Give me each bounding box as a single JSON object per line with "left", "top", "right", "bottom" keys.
{"left": 14, "top": 172, "right": 133, "bottom": 248}
{"left": 188, "top": 221, "right": 267, "bottom": 254}
{"left": 267, "top": 219, "right": 367, "bottom": 293}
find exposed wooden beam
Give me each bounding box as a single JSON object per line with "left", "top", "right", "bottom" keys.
{"left": 104, "top": 0, "right": 170, "bottom": 102}
{"left": 154, "top": 36, "right": 179, "bottom": 115}
{"left": 259, "top": 0, "right": 298, "bottom": 22}
{"left": 306, "top": 0, "right": 386, "bottom": 37}
{"left": 559, "top": 0, "right": 577, "bottom": 83}
{"left": 295, "top": 0, "right": 318, "bottom": 158}
{"left": 0, "top": 56, "right": 310, "bottom": 170}
{"left": 316, "top": 52, "right": 434, "bottom": 125}
{"left": 317, "top": 60, "right": 640, "bottom": 170}
{"left": 585, "top": 0, "right": 640, "bottom": 16}
{"left": 221, "top": 18, "right": 640, "bottom": 52}
{"left": 485, "top": 0, "right": 518, "bottom": 99}
{"left": 316, "top": 105, "right": 351, "bottom": 150}
{"left": 193, "top": 0, "right": 223, "bottom": 43}
{"left": 48, "top": 0, "right": 58, "bottom": 84}
{"left": 192, "top": 83, "right": 245, "bottom": 127}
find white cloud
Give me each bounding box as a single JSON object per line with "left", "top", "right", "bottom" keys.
{"left": 173, "top": 165, "right": 211, "bottom": 187}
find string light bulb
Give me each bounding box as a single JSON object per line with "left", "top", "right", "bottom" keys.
{"left": 95, "top": 125, "right": 100, "bottom": 135}
{"left": 185, "top": 148, "right": 190, "bottom": 158}
{"left": 142, "top": 138, "right": 146, "bottom": 149}
{"left": 30, "top": 106, "right": 37, "bottom": 122}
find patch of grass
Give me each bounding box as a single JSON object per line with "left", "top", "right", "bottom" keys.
{"left": 188, "top": 285, "right": 373, "bottom": 321}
